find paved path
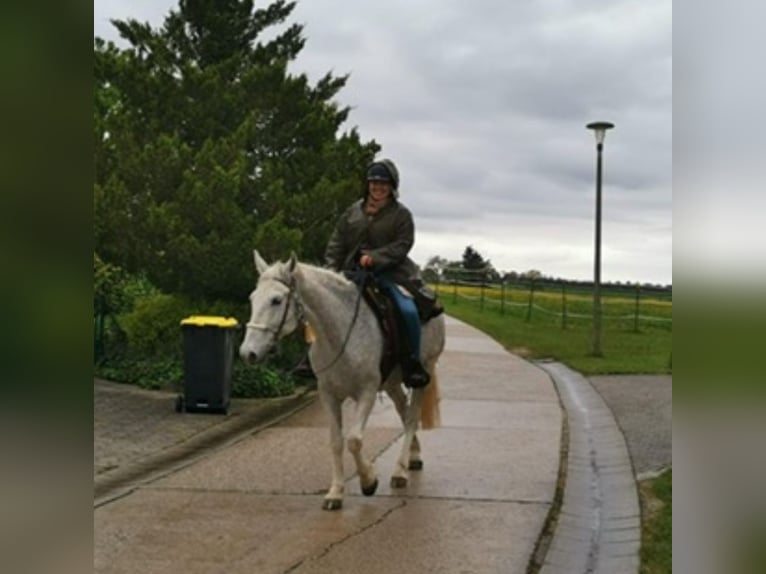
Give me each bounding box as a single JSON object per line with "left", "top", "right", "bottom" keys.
{"left": 94, "top": 316, "right": 562, "bottom": 573}
{"left": 94, "top": 316, "right": 668, "bottom": 573}
{"left": 94, "top": 379, "right": 316, "bottom": 503}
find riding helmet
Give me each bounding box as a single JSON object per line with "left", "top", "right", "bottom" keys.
{"left": 366, "top": 159, "right": 400, "bottom": 197}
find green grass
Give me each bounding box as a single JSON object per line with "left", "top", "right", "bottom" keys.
{"left": 640, "top": 469, "right": 672, "bottom": 574}
{"left": 441, "top": 295, "right": 671, "bottom": 375}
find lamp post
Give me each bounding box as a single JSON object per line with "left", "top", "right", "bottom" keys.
{"left": 586, "top": 121, "right": 614, "bottom": 357}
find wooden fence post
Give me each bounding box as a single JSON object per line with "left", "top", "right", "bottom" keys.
{"left": 500, "top": 281, "right": 506, "bottom": 315}
{"left": 526, "top": 281, "right": 535, "bottom": 322}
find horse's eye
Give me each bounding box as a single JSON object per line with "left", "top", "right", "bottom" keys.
{"left": 270, "top": 296, "right": 283, "bottom": 306}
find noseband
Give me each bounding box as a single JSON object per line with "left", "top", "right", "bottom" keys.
{"left": 245, "top": 276, "right": 303, "bottom": 346}
{"left": 244, "top": 270, "right": 366, "bottom": 376}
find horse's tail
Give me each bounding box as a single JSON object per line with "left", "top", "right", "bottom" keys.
{"left": 420, "top": 365, "right": 441, "bottom": 430}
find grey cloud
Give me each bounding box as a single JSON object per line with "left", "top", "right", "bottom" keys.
{"left": 95, "top": 0, "right": 672, "bottom": 284}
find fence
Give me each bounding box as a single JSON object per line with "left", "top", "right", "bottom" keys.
{"left": 430, "top": 275, "right": 672, "bottom": 331}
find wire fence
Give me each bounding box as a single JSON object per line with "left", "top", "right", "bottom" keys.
{"left": 429, "top": 273, "right": 672, "bottom": 332}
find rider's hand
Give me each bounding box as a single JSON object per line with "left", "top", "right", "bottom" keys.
{"left": 359, "top": 254, "right": 374, "bottom": 268}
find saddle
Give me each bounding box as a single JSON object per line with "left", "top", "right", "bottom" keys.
{"left": 358, "top": 276, "right": 444, "bottom": 382}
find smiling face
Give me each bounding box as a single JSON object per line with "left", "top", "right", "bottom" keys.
{"left": 367, "top": 180, "right": 392, "bottom": 204}
{"left": 365, "top": 180, "right": 393, "bottom": 216}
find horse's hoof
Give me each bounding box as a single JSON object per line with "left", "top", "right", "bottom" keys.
{"left": 390, "top": 476, "right": 408, "bottom": 489}
{"left": 361, "top": 479, "right": 379, "bottom": 497}
{"left": 408, "top": 460, "right": 423, "bottom": 471}
{"left": 322, "top": 499, "right": 343, "bottom": 511}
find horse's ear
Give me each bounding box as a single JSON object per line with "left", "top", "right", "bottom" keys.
{"left": 287, "top": 251, "right": 298, "bottom": 272}
{"left": 254, "top": 250, "right": 269, "bottom": 274}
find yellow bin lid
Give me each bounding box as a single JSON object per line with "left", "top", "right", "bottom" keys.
{"left": 180, "top": 315, "right": 239, "bottom": 328}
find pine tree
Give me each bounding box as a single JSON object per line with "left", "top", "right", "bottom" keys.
{"left": 95, "top": 0, "right": 379, "bottom": 300}
{"left": 462, "top": 245, "right": 486, "bottom": 270}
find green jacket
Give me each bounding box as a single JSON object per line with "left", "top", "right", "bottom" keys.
{"left": 325, "top": 199, "right": 420, "bottom": 283}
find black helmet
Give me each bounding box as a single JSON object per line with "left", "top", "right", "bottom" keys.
{"left": 366, "top": 159, "right": 400, "bottom": 195}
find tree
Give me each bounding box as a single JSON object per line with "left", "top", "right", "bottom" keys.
{"left": 422, "top": 255, "right": 450, "bottom": 283}
{"left": 94, "top": 0, "right": 379, "bottom": 301}
{"left": 520, "top": 269, "right": 543, "bottom": 282}
{"left": 461, "top": 245, "right": 486, "bottom": 270}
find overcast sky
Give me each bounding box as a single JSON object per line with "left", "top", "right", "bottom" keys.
{"left": 94, "top": 0, "right": 672, "bottom": 285}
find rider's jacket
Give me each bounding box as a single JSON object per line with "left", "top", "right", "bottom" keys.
{"left": 324, "top": 198, "right": 420, "bottom": 284}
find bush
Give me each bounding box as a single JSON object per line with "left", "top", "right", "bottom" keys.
{"left": 232, "top": 362, "right": 295, "bottom": 398}
{"left": 94, "top": 281, "right": 305, "bottom": 398}
{"left": 118, "top": 293, "right": 193, "bottom": 356}
{"left": 94, "top": 253, "right": 160, "bottom": 315}
{"left": 96, "top": 356, "right": 183, "bottom": 391}
{"left": 95, "top": 353, "right": 296, "bottom": 397}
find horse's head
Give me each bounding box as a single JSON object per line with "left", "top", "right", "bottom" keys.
{"left": 239, "top": 250, "right": 302, "bottom": 364}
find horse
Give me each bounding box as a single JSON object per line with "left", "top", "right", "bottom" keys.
{"left": 239, "top": 250, "right": 446, "bottom": 510}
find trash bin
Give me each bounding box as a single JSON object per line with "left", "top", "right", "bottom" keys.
{"left": 177, "top": 315, "right": 239, "bottom": 414}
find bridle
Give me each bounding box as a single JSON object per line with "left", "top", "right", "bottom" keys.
{"left": 244, "top": 270, "right": 367, "bottom": 376}
{"left": 245, "top": 276, "right": 303, "bottom": 347}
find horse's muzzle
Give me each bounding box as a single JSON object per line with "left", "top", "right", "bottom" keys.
{"left": 239, "top": 347, "right": 258, "bottom": 364}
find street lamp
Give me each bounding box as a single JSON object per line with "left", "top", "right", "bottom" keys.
{"left": 586, "top": 121, "right": 614, "bottom": 357}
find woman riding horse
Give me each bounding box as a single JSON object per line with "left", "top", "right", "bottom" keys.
{"left": 324, "top": 158, "right": 430, "bottom": 388}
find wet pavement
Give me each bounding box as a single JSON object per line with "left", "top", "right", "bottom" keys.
{"left": 94, "top": 316, "right": 672, "bottom": 573}
{"left": 94, "top": 379, "right": 316, "bottom": 503}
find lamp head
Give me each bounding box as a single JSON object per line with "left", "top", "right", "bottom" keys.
{"left": 586, "top": 121, "right": 615, "bottom": 145}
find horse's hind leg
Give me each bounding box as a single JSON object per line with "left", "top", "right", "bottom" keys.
{"left": 347, "top": 388, "right": 379, "bottom": 496}
{"left": 320, "top": 392, "right": 344, "bottom": 510}
{"left": 409, "top": 434, "right": 423, "bottom": 470}
{"left": 390, "top": 387, "right": 424, "bottom": 488}
{"left": 386, "top": 384, "right": 422, "bottom": 470}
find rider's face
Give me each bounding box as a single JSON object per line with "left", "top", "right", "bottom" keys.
{"left": 368, "top": 181, "right": 391, "bottom": 201}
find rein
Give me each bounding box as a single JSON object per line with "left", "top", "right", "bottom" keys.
{"left": 245, "top": 270, "right": 367, "bottom": 377}
{"left": 309, "top": 276, "right": 365, "bottom": 376}
{"left": 245, "top": 276, "right": 300, "bottom": 347}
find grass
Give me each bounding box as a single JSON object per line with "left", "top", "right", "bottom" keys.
{"left": 440, "top": 290, "right": 671, "bottom": 375}
{"left": 639, "top": 469, "right": 672, "bottom": 574}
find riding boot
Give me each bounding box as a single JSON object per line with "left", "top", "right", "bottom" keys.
{"left": 402, "top": 355, "right": 430, "bottom": 388}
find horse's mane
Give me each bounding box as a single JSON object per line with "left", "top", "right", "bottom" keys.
{"left": 262, "top": 259, "right": 353, "bottom": 291}
{"left": 295, "top": 262, "right": 354, "bottom": 290}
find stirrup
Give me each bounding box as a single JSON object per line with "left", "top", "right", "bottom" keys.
{"left": 403, "top": 359, "right": 430, "bottom": 388}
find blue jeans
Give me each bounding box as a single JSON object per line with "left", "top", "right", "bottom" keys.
{"left": 377, "top": 277, "right": 421, "bottom": 361}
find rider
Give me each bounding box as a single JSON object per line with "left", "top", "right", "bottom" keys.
{"left": 324, "top": 158, "right": 430, "bottom": 388}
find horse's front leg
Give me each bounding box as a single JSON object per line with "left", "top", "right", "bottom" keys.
{"left": 320, "top": 391, "right": 344, "bottom": 510}
{"left": 347, "top": 388, "right": 378, "bottom": 497}
{"left": 391, "top": 387, "right": 424, "bottom": 488}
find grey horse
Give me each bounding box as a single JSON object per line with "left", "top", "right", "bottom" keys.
{"left": 240, "top": 250, "right": 445, "bottom": 510}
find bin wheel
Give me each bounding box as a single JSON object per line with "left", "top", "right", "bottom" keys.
{"left": 175, "top": 395, "right": 184, "bottom": 413}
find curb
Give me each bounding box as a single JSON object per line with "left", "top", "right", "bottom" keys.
{"left": 535, "top": 362, "right": 640, "bottom": 574}
{"left": 94, "top": 387, "right": 317, "bottom": 506}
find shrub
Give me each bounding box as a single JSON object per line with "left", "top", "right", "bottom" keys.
{"left": 96, "top": 356, "right": 183, "bottom": 391}
{"left": 232, "top": 362, "right": 295, "bottom": 398}
{"left": 118, "top": 293, "right": 193, "bottom": 356}
{"left": 94, "top": 253, "right": 160, "bottom": 315}
{"left": 95, "top": 286, "right": 304, "bottom": 398}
